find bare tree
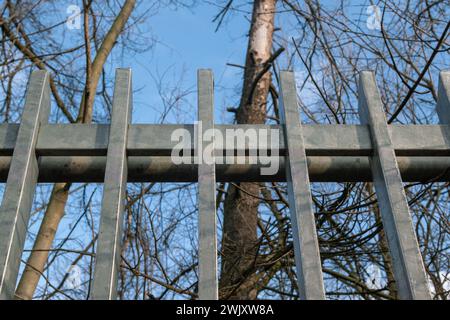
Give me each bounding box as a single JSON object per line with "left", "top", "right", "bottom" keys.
{"left": 0, "top": 0, "right": 448, "bottom": 300}
{"left": 219, "top": 0, "right": 278, "bottom": 300}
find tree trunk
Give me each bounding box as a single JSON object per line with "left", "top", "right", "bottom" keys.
{"left": 219, "top": 0, "right": 276, "bottom": 300}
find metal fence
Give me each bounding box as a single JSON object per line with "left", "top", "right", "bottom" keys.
{"left": 0, "top": 68, "right": 448, "bottom": 300}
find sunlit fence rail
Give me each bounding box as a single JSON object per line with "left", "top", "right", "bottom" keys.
{"left": 0, "top": 68, "right": 448, "bottom": 300}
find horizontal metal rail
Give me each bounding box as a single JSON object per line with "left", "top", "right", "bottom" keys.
{"left": 0, "top": 124, "right": 446, "bottom": 183}
{"left": 0, "top": 123, "right": 446, "bottom": 157}
{"left": 0, "top": 155, "right": 447, "bottom": 182}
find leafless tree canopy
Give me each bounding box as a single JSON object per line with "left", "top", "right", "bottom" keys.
{"left": 0, "top": 0, "right": 449, "bottom": 300}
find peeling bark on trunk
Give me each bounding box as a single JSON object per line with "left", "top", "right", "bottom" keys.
{"left": 220, "top": 0, "right": 276, "bottom": 300}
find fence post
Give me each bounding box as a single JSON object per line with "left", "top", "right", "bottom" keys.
{"left": 0, "top": 70, "right": 51, "bottom": 299}
{"left": 197, "top": 69, "right": 218, "bottom": 300}
{"left": 437, "top": 70, "right": 450, "bottom": 124}
{"left": 91, "top": 69, "right": 132, "bottom": 300}
{"left": 358, "top": 71, "right": 431, "bottom": 300}
{"left": 279, "top": 71, "right": 326, "bottom": 300}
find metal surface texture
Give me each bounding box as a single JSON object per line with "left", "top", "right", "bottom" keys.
{"left": 91, "top": 69, "right": 133, "bottom": 300}
{"left": 197, "top": 70, "right": 218, "bottom": 300}
{"left": 358, "top": 71, "right": 431, "bottom": 300}
{"left": 279, "top": 71, "right": 326, "bottom": 300}
{"left": 0, "top": 69, "right": 448, "bottom": 300}
{"left": 0, "top": 71, "right": 51, "bottom": 299}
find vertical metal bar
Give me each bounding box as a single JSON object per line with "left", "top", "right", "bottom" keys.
{"left": 279, "top": 71, "right": 325, "bottom": 300}
{"left": 197, "top": 69, "right": 218, "bottom": 300}
{"left": 437, "top": 70, "right": 450, "bottom": 124}
{"left": 91, "top": 69, "right": 132, "bottom": 300}
{"left": 0, "top": 70, "right": 50, "bottom": 299}
{"left": 358, "top": 71, "right": 431, "bottom": 300}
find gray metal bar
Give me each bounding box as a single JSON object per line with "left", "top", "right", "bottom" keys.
{"left": 0, "top": 155, "right": 448, "bottom": 183}
{"left": 0, "top": 70, "right": 50, "bottom": 299}
{"left": 437, "top": 71, "right": 450, "bottom": 162}
{"left": 358, "top": 71, "right": 431, "bottom": 300}
{"left": 31, "top": 123, "right": 450, "bottom": 157}
{"left": 279, "top": 71, "right": 325, "bottom": 300}
{"left": 91, "top": 69, "right": 132, "bottom": 300}
{"left": 197, "top": 70, "right": 218, "bottom": 300}
{"left": 437, "top": 70, "right": 450, "bottom": 124}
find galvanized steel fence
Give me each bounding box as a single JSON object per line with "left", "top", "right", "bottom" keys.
{"left": 0, "top": 68, "right": 449, "bottom": 300}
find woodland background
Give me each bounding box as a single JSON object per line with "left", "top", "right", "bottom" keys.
{"left": 0, "top": 0, "right": 449, "bottom": 300}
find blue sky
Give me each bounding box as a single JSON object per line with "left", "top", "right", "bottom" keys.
{"left": 126, "top": 2, "right": 250, "bottom": 124}
{"left": 4, "top": 0, "right": 448, "bottom": 298}
{"left": 122, "top": 0, "right": 378, "bottom": 125}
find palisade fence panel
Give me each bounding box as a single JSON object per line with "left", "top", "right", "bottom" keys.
{"left": 0, "top": 68, "right": 448, "bottom": 300}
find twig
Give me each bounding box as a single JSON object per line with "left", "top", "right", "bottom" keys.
{"left": 388, "top": 21, "right": 450, "bottom": 123}
{"left": 246, "top": 47, "right": 285, "bottom": 106}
